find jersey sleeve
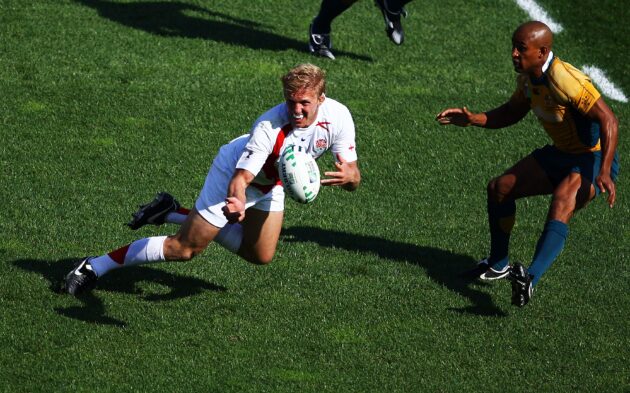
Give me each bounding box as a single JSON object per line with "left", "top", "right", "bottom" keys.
{"left": 330, "top": 106, "right": 358, "bottom": 163}
{"left": 550, "top": 62, "right": 601, "bottom": 115}
{"left": 235, "top": 120, "right": 274, "bottom": 176}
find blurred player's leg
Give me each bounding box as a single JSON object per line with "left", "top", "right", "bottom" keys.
{"left": 312, "top": 0, "right": 357, "bottom": 34}
{"left": 375, "top": 0, "right": 413, "bottom": 45}
{"left": 309, "top": 0, "right": 358, "bottom": 59}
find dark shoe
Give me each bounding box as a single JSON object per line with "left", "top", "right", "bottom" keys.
{"left": 375, "top": 0, "right": 406, "bottom": 45}
{"left": 461, "top": 258, "right": 510, "bottom": 280}
{"left": 65, "top": 257, "right": 98, "bottom": 296}
{"left": 479, "top": 259, "right": 510, "bottom": 281}
{"left": 127, "top": 192, "right": 180, "bottom": 230}
{"left": 510, "top": 263, "right": 534, "bottom": 307}
{"left": 309, "top": 23, "right": 335, "bottom": 60}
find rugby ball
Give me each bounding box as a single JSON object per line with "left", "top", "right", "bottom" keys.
{"left": 279, "top": 145, "right": 320, "bottom": 204}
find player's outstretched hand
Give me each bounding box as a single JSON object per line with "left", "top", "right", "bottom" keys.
{"left": 596, "top": 173, "right": 617, "bottom": 208}
{"left": 436, "top": 107, "right": 474, "bottom": 127}
{"left": 222, "top": 196, "right": 246, "bottom": 223}
{"left": 321, "top": 155, "right": 360, "bottom": 191}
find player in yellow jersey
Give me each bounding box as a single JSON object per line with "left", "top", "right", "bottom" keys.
{"left": 435, "top": 21, "right": 619, "bottom": 307}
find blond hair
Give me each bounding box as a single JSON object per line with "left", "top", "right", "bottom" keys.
{"left": 281, "top": 63, "right": 326, "bottom": 96}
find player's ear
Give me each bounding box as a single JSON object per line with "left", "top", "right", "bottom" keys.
{"left": 319, "top": 93, "right": 326, "bottom": 104}
{"left": 539, "top": 46, "right": 549, "bottom": 58}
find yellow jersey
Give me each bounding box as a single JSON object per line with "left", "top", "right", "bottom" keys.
{"left": 511, "top": 55, "right": 602, "bottom": 154}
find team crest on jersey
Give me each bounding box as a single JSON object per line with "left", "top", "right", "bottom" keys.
{"left": 314, "top": 138, "right": 328, "bottom": 154}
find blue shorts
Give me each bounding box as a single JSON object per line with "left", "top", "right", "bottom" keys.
{"left": 531, "top": 145, "right": 620, "bottom": 195}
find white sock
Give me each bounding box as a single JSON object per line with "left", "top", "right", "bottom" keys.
{"left": 90, "top": 236, "right": 167, "bottom": 277}
{"left": 214, "top": 223, "right": 243, "bottom": 253}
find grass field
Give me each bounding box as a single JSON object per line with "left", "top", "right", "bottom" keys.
{"left": 1, "top": 0, "right": 628, "bottom": 392}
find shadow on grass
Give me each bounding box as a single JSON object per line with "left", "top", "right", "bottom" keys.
{"left": 13, "top": 258, "right": 226, "bottom": 327}
{"left": 74, "top": 0, "right": 373, "bottom": 61}
{"left": 282, "top": 226, "right": 507, "bottom": 317}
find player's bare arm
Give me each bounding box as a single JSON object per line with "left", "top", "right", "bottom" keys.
{"left": 223, "top": 169, "right": 255, "bottom": 223}
{"left": 321, "top": 156, "right": 361, "bottom": 191}
{"left": 436, "top": 106, "right": 484, "bottom": 127}
{"left": 483, "top": 99, "right": 530, "bottom": 129}
{"left": 436, "top": 99, "right": 529, "bottom": 129}
{"left": 587, "top": 98, "right": 619, "bottom": 207}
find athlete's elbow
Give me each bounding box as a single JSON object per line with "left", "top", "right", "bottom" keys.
{"left": 602, "top": 115, "right": 619, "bottom": 142}
{"left": 610, "top": 115, "right": 619, "bottom": 135}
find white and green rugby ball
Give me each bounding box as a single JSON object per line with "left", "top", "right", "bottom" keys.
{"left": 279, "top": 145, "right": 321, "bottom": 204}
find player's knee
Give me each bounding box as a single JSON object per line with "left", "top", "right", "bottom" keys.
{"left": 487, "top": 178, "right": 502, "bottom": 202}
{"left": 251, "top": 256, "right": 274, "bottom": 265}
{"left": 488, "top": 176, "right": 513, "bottom": 203}
{"left": 248, "top": 252, "right": 275, "bottom": 265}
{"left": 237, "top": 242, "right": 277, "bottom": 265}
{"left": 240, "top": 249, "right": 275, "bottom": 265}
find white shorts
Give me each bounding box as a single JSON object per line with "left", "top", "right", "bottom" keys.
{"left": 195, "top": 138, "right": 285, "bottom": 228}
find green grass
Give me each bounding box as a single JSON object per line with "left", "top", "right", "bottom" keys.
{"left": 1, "top": 0, "right": 628, "bottom": 392}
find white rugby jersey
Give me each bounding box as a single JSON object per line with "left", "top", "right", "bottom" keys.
{"left": 234, "top": 97, "right": 357, "bottom": 193}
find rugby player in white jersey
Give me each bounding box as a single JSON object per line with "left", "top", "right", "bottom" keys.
{"left": 65, "top": 63, "right": 361, "bottom": 296}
